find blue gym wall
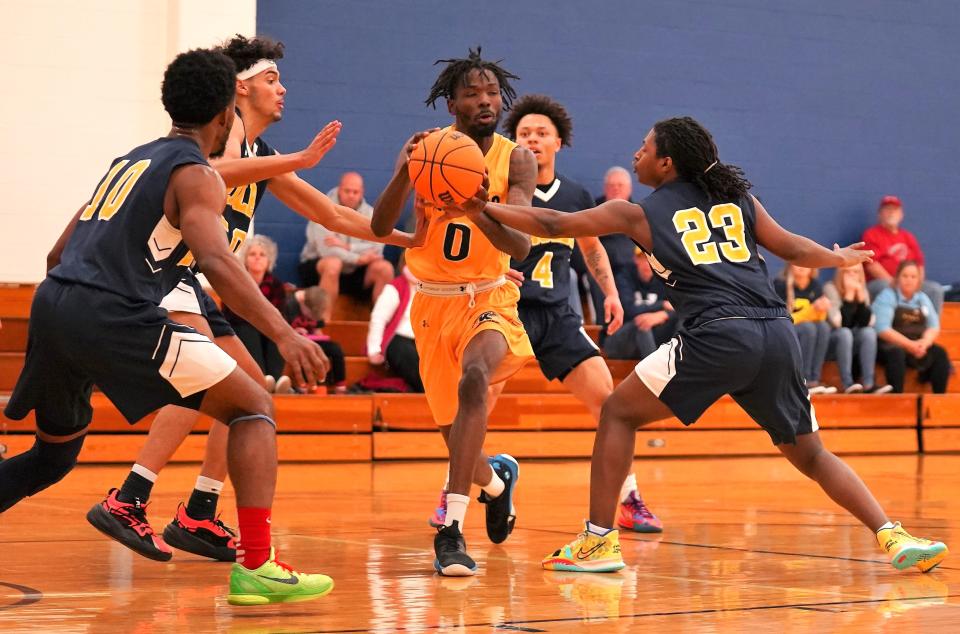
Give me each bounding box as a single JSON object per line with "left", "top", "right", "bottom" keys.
{"left": 255, "top": 0, "right": 959, "bottom": 285}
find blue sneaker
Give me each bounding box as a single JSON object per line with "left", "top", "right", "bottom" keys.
{"left": 478, "top": 453, "right": 519, "bottom": 544}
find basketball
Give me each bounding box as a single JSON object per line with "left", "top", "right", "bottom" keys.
{"left": 408, "top": 129, "right": 485, "bottom": 206}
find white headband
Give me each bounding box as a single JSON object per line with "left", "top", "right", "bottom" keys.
{"left": 237, "top": 59, "right": 278, "bottom": 80}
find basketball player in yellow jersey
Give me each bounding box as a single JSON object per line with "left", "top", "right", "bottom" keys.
{"left": 373, "top": 49, "right": 536, "bottom": 576}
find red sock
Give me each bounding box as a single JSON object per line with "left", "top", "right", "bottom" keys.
{"left": 237, "top": 507, "right": 272, "bottom": 570}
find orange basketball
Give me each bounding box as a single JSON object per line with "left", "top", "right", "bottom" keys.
{"left": 407, "top": 129, "right": 485, "bottom": 206}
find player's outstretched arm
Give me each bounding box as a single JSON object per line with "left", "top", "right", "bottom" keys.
{"left": 480, "top": 197, "right": 641, "bottom": 242}
{"left": 174, "top": 164, "right": 329, "bottom": 387}
{"left": 211, "top": 120, "right": 342, "bottom": 188}
{"left": 577, "top": 237, "right": 624, "bottom": 334}
{"left": 753, "top": 196, "right": 873, "bottom": 268}
{"left": 466, "top": 147, "right": 536, "bottom": 262}
{"left": 268, "top": 171, "right": 419, "bottom": 247}
{"left": 371, "top": 129, "right": 439, "bottom": 237}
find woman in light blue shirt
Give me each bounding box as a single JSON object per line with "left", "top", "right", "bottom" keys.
{"left": 873, "top": 261, "right": 951, "bottom": 393}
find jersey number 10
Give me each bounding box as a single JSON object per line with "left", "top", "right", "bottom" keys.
{"left": 79, "top": 159, "right": 152, "bottom": 222}
{"left": 673, "top": 204, "right": 750, "bottom": 266}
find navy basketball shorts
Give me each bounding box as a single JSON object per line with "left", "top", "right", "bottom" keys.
{"left": 159, "top": 272, "right": 235, "bottom": 339}
{"left": 4, "top": 279, "right": 238, "bottom": 435}
{"left": 632, "top": 316, "right": 818, "bottom": 445}
{"left": 519, "top": 301, "right": 600, "bottom": 382}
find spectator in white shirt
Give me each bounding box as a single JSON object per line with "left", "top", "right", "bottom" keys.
{"left": 366, "top": 267, "right": 422, "bottom": 392}
{"left": 298, "top": 171, "right": 394, "bottom": 320}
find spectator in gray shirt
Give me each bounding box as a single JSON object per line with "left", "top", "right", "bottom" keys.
{"left": 298, "top": 171, "right": 394, "bottom": 321}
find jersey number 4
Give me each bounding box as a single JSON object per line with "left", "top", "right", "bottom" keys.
{"left": 673, "top": 204, "right": 750, "bottom": 265}
{"left": 79, "top": 159, "right": 151, "bottom": 222}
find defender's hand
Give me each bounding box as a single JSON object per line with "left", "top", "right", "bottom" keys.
{"left": 834, "top": 242, "right": 874, "bottom": 267}
{"left": 506, "top": 268, "right": 524, "bottom": 287}
{"left": 277, "top": 333, "right": 329, "bottom": 389}
{"left": 443, "top": 184, "right": 489, "bottom": 220}
{"left": 296, "top": 120, "right": 342, "bottom": 170}
{"left": 604, "top": 294, "right": 625, "bottom": 335}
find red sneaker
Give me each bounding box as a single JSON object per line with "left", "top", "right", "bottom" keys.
{"left": 86, "top": 489, "right": 173, "bottom": 561}
{"left": 616, "top": 491, "right": 663, "bottom": 533}
{"left": 162, "top": 503, "right": 237, "bottom": 562}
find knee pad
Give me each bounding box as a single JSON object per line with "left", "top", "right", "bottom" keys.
{"left": 34, "top": 434, "right": 85, "bottom": 490}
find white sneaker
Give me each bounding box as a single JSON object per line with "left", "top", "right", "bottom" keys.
{"left": 844, "top": 383, "right": 864, "bottom": 394}
{"left": 867, "top": 384, "right": 895, "bottom": 394}
{"left": 264, "top": 375, "right": 277, "bottom": 393}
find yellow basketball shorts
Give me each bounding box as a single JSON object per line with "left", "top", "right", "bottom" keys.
{"left": 411, "top": 282, "right": 533, "bottom": 426}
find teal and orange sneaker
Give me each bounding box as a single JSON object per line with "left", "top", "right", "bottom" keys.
{"left": 616, "top": 491, "right": 662, "bottom": 533}
{"left": 877, "top": 522, "right": 948, "bottom": 572}
{"left": 542, "top": 524, "right": 626, "bottom": 573}
{"left": 228, "top": 549, "right": 334, "bottom": 605}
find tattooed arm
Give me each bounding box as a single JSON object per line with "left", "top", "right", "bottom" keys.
{"left": 577, "top": 236, "right": 623, "bottom": 334}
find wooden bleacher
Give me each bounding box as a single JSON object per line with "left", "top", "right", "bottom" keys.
{"left": 2, "top": 283, "right": 959, "bottom": 462}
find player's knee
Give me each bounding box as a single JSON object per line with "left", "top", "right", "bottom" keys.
{"left": 317, "top": 257, "right": 342, "bottom": 276}
{"left": 369, "top": 259, "right": 393, "bottom": 280}
{"left": 836, "top": 327, "right": 853, "bottom": 345}
{"left": 34, "top": 434, "right": 85, "bottom": 490}
{"left": 458, "top": 363, "right": 490, "bottom": 402}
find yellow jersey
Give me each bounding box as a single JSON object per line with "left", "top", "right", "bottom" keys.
{"left": 406, "top": 128, "right": 516, "bottom": 283}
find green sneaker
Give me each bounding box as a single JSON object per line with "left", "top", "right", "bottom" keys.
{"left": 228, "top": 548, "right": 334, "bottom": 606}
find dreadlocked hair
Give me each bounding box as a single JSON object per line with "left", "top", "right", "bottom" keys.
{"left": 502, "top": 94, "right": 573, "bottom": 146}
{"left": 425, "top": 47, "right": 519, "bottom": 109}
{"left": 652, "top": 116, "right": 751, "bottom": 201}
{"left": 217, "top": 34, "right": 284, "bottom": 74}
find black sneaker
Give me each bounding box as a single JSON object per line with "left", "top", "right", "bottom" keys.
{"left": 433, "top": 520, "right": 476, "bottom": 576}
{"left": 161, "top": 503, "right": 237, "bottom": 562}
{"left": 478, "top": 453, "right": 519, "bottom": 544}
{"left": 86, "top": 488, "right": 173, "bottom": 561}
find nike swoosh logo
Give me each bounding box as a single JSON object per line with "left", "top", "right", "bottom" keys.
{"left": 576, "top": 542, "right": 605, "bottom": 560}
{"left": 257, "top": 574, "right": 299, "bottom": 585}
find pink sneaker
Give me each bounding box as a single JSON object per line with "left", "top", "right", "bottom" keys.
{"left": 616, "top": 491, "right": 663, "bottom": 533}
{"left": 428, "top": 490, "right": 447, "bottom": 528}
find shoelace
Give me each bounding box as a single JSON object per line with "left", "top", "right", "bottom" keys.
{"left": 626, "top": 497, "right": 655, "bottom": 520}
{"left": 209, "top": 514, "right": 237, "bottom": 538}
{"left": 113, "top": 498, "right": 156, "bottom": 535}
{"left": 272, "top": 551, "right": 296, "bottom": 575}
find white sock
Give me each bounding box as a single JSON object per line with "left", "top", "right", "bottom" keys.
{"left": 131, "top": 463, "right": 158, "bottom": 482}
{"left": 195, "top": 475, "right": 224, "bottom": 494}
{"left": 876, "top": 521, "right": 895, "bottom": 532}
{"left": 620, "top": 473, "right": 638, "bottom": 503}
{"left": 481, "top": 467, "right": 505, "bottom": 499}
{"left": 444, "top": 493, "right": 469, "bottom": 529}
{"left": 587, "top": 521, "right": 613, "bottom": 536}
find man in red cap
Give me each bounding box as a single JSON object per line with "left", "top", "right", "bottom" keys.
{"left": 862, "top": 195, "right": 944, "bottom": 313}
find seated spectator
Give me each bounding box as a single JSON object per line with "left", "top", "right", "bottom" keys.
{"left": 873, "top": 261, "right": 951, "bottom": 393}
{"left": 775, "top": 265, "right": 836, "bottom": 394}
{"left": 284, "top": 287, "right": 347, "bottom": 394}
{"left": 223, "top": 235, "right": 288, "bottom": 392}
{"left": 298, "top": 171, "right": 394, "bottom": 320}
{"left": 572, "top": 166, "right": 636, "bottom": 322}
{"left": 366, "top": 267, "right": 423, "bottom": 392}
{"left": 602, "top": 248, "right": 677, "bottom": 360}
{"left": 863, "top": 195, "right": 944, "bottom": 314}
{"left": 823, "top": 265, "right": 893, "bottom": 394}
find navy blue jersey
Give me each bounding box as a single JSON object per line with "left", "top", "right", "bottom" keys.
{"left": 636, "top": 180, "right": 787, "bottom": 326}
{"left": 512, "top": 173, "right": 595, "bottom": 306}
{"left": 49, "top": 137, "right": 207, "bottom": 304}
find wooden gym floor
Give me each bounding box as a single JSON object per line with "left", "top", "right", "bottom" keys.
{"left": 0, "top": 455, "right": 958, "bottom": 632}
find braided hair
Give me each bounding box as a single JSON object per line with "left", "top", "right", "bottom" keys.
{"left": 652, "top": 116, "right": 751, "bottom": 200}
{"left": 425, "top": 47, "right": 519, "bottom": 109}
